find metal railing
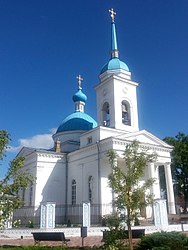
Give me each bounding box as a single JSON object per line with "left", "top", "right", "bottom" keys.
{"left": 12, "top": 201, "right": 187, "bottom": 228}
{"left": 13, "top": 203, "right": 102, "bottom": 227}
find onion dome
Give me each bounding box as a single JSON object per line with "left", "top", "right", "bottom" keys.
{"left": 56, "top": 112, "right": 97, "bottom": 132}
{"left": 56, "top": 75, "right": 97, "bottom": 133}
{"left": 72, "top": 89, "right": 87, "bottom": 103}
{"left": 100, "top": 8, "right": 129, "bottom": 74}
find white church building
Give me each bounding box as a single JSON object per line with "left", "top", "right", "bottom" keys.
{"left": 17, "top": 9, "right": 176, "bottom": 226}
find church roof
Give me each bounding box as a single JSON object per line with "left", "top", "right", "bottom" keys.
{"left": 100, "top": 9, "right": 129, "bottom": 74}
{"left": 56, "top": 111, "right": 97, "bottom": 132}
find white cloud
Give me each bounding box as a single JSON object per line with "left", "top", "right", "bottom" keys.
{"left": 8, "top": 128, "right": 56, "bottom": 153}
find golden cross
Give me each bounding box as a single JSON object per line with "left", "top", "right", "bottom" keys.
{"left": 76, "top": 74, "right": 83, "bottom": 89}
{"left": 109, "top": 8, "right": 116, "bottom": 22}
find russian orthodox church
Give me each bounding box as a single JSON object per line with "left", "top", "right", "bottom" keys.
{"left": 17, "top": 9, "right": 176, "bottom": 225}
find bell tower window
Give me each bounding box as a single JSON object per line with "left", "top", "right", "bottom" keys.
{"left": 122, "top": 101, "right": 131, "bottom": 126}
{"left": 102, "top": 102, "right": 110, "bottom": 127}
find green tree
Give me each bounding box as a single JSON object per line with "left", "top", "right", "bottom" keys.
{"left": 106, "top": 140, "right": 156, "bottom": 250}
{"left": 164, "top": 132, "right": 188, "bottom": 212}
{"left": 0, "top": 130, "right": 34, "bottom": 229}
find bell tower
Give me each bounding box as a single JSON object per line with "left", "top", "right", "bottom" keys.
{"left": 95, "top": 9, "right": 139, "bottom": 133}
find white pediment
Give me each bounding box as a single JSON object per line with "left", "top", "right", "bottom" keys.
{"left": 17, "top": 147, "right": 35, "bottom": 157}
{"left": 115, "top": 130, "right": 172, "bottom": 149}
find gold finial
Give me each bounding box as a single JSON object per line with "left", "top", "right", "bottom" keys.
{"left": 76, "top": 74, "right": 83, "bottom": 89}
{"left": 109, "top": 8, "right": 116, "bottom": 22}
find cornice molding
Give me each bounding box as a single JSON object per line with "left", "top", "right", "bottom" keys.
{"left": 112, "top": 139, "right": 172, "bottom": 153}
{"left": 37, "top": 152, "right": 65, "bottom": 159}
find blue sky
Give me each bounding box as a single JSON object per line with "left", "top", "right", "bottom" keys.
{"left": 1, "top": 0, "right": 188, "bottom": 177}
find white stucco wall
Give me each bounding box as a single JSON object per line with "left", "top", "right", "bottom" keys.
{"left": 67, "top": 146, "right": 99, "bottom": 204}
{"left": 34, "top": 152, "right": 66, "bottom": 206}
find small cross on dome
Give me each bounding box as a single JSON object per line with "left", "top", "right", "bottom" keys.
{"left": 109, "top": 8, "right": 116, "bottom": 23}
{"left": 76, "top": 74, "right": 83, "bottom": 89}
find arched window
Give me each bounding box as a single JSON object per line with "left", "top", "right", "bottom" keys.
{"left": 72, "top": 179, "right": 76, "bottom": 205}
{"left": 102, "top": 102, "right": 110, "bottom": 127}
{"left": 88, "top": 176, "right": 93, "bottom": 203}
{"left": 122, "top": 101, "right": 131, "bottom": 126}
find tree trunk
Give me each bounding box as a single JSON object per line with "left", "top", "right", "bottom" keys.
{"left": 184, "top": 181, "right": 188, "bottom": 213}
{"left": 127, "top": 208, "right": 133, "bottom": 250}
{"left": 183, "top": 181, "right": 187, "bottom": 213}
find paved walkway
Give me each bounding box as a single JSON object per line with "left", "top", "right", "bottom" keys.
{"left": 0, "top": 236, "right": 103, "bottom": 248}
{"left": 1, "top": 224, "right": 188, "bottom": 248}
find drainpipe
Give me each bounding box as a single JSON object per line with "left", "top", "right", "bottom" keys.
{"left": 64, "top": 154, "right": 68, "bottom": 223}
{"left": 96, "top": 141, "right": 101, "bottom": 224}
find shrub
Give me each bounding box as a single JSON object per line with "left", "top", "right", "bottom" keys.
{"left": 102, "top": 213, "right": 127, "bottom": 249}
{"left": 102, "top": 213, "right": 121, "bottom": 229}
{"left": 28, "top": 220, "right": 34, "bottom": 228}
{"left": 136, "top": 231, "right": 188, "bottom": 250}
{"left": 152, "top": 247, "right": 170, "bottom": 250}
{"left": 102, "top": 228, "right": 127, "bottom": 249}
{"left": 13, "top": 219, "right": 21, "bottom": 228}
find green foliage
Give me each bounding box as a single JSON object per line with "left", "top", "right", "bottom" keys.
{"left": 0, "top": 130, "right": 10, "bottom": 160}
{"left": 136, "top": 231, "right": 188, "bottom": 250}
{"left": 152, "top": 247, "right": 170, "bottom": 250}
{"left": 107, "top": 140, "right": 156, "bottom": 250}
{"left": 28, "top": 219, "right": 34, "bottom": 228}
{"left": 102, "top": 229, "right": 127, "bottom": 249}
{"left": 102, "top": 212, "right": 121, "bottom": 230}
{"left": 0, "top": 130, "right": 34, "bottom": 229}
{"left": 164, "top": 132, "right": 188, "bottom": 211}
{"left": 102, "top": 213, "right": 127, "bottom": 249}
{"left": 13, "top": 219, "right": 21, "bottom": 228}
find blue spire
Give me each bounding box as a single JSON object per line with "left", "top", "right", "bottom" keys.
{"left": 100, "top": 9, "right": 129, "bottom": 74}
{"left": 111, "top": 23, "right": 118, "bottom": 52}
{"left": 109, "top": 8, "right": 119, "bottom": 58}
